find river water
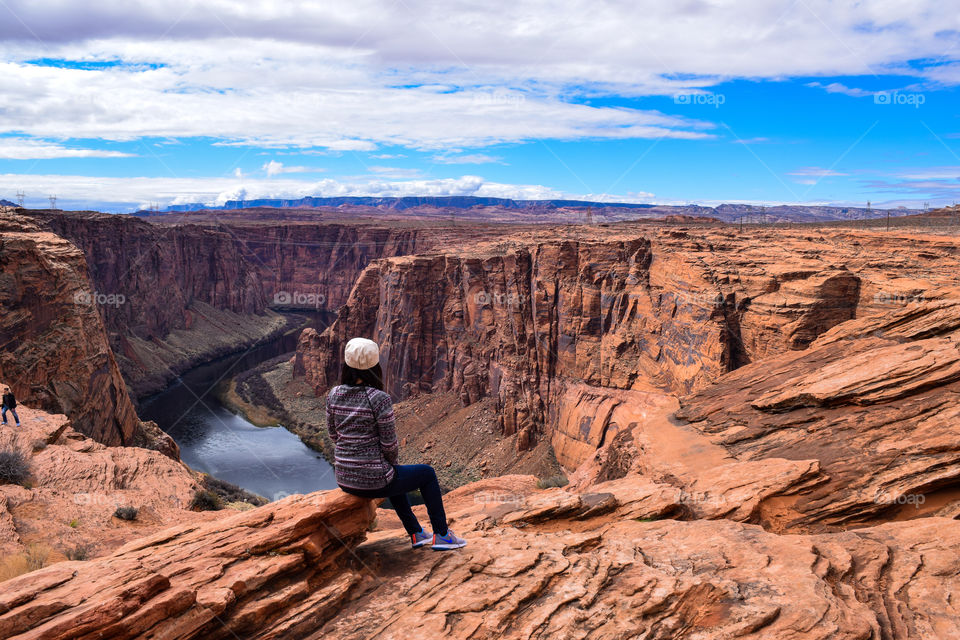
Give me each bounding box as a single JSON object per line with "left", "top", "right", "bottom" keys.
{"left": 139, "top": 312, "right": 338, "bottom": 501}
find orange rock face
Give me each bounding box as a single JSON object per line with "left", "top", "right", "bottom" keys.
{"left": 675, "top": 294, "right": 960, "bottom": 531}
{"left": 0, "top": 215, "right": 146, "bottom": 447}
{"left": 294, "top": 224, "right": 960, "bottom": 470}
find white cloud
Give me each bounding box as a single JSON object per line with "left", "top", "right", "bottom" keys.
{"left": 432, "top": 153, "right": 504, "bottom": 164}
{"left": 0, "top": 171, "right": 649, "bottom": 211}
{"left": 788, "top": 167, "right": 848, "bottom": 177}
{"left": 0, "top": 137, "right": 133, "bottom": 159}
{"left": 806, "top": 82, "right": 875, "bottom": 98}
{"left": 3, "top": 0, "right": 955, "bottom": 153}
{"left": 261, "top": 160, "right": 323, "bottom": 176}
{"left": 367, "top": 166, "right": 425, "bottom": 178}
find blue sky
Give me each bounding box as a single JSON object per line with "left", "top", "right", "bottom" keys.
{"left": 2, "top": 1, "right": 960, "bottom": 212}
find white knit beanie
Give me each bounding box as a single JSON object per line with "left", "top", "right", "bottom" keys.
{"left": 344, "top": 337, "right": 380, "bottom": 370}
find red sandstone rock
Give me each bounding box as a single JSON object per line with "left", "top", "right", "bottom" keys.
{"left": 0, "top": 407, "right": 208, "bottom": 560}
{"left": 0, "top": 216, "right": 147, "bottom": 447}
{"left": 675, "top": 295, "right": 960, "bottom": 530}
{"left": 0, "top": 490, "right": 377, "bottom": 640}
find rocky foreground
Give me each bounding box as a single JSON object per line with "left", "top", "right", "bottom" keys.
{"left": 2, "top": 476, "right": 958, "bottom": 639}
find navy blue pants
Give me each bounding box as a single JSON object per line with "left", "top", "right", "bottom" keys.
{"left": 1, "top": 405, "right": 18, "bottom": 426}
{"left": 341, "top": 464, "right": 448, "bottom": 536}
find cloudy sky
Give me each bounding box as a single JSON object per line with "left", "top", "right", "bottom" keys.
{"left": 1, "top": 0, "right": 960, "bottom": 211}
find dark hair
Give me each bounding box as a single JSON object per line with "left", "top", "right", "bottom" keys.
{"left": 340, "top": 362, "right": 384, "bottom": 391}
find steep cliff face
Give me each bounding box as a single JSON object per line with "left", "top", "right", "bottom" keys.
{"left": 220, "top": 221, "right": 438, "bottom": 312}
{"left": 295, "top": 226, "right": 884, "bottom": 469}
{"left": 0, "top": 215, "right": 144, "bottom": 446}
{"left": 29, "top": 212, "right": 462, "bottom": 396}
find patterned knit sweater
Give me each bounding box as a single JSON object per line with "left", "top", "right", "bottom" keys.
{"left": 326, "top": 384, "right": 399, "bottom": 490}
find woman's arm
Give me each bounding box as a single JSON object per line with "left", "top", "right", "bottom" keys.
{"left": 325, "top": 396, "right": 338, "bottom": 444}
{"left": 373, "top": 392, "right": 399, "bottom": 465}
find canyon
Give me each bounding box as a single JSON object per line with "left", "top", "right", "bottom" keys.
{"left": 2, "top": 205, "right": 960, "bottom": 638}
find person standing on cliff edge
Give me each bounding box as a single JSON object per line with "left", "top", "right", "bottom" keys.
{"left": 327, "top": 337, "right": 467, "bottom": 550}
{"left": 2, "top": 385, "right": 20, "bottom": 427}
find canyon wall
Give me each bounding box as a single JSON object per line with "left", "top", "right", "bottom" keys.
{"left": 296, "top": 225, "right": 960, "bottom": 470}
{"left": 30, "top": 212, "right": 467, "bottom": 396}
{"left": 0, "top": 214, "right": 148, "bottom": 446}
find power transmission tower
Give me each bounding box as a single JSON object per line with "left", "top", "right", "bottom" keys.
{"left": 15, "top": 191, "right": 24, "bottom": 207}
{"left": 585, "top": 206, "right": 594, "bottom": 225}
{"left": 49, "top": 195, "right": 57, "bottom": 210}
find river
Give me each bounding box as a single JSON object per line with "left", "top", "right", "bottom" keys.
{"left": 139, "top": 312, "right": 338, "bottom": 501}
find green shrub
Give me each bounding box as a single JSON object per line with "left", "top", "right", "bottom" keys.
{"left": 190, "top": 489, "right": 223, "bottom": 511}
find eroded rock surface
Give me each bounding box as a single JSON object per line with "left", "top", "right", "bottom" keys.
{"left": 0, "top": 490, "right": 377, "bottom": 640}
{"left": 0, "top": 407, "right": 206, "bottom": 560}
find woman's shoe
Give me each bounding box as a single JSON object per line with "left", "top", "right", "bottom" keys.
{"left": 411, "top": 529, "right": 433, "bottom": 548}
{"left": 431, "top": 531, "right": 467, "bottom": 550}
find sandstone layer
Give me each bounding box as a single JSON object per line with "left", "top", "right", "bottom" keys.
{"left": 6, "top": 476, "right": 959, "bottom": 639}
{"left": 0, "top": 214, "right": 149, "bottom": 446}
{"left": 0, "top": 490, "right": 377, "bottom": 640}
{"left": 294, "top": 224, "right": 960, "bottom": 470}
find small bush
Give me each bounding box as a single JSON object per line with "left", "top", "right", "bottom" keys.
{"left": 114, "top": 506, "right": 138, "bottom": 521}
{"left": 65, "top": 543, "right": 93, "bottom": 561}
{"left": 31, "top": 439, "right": 47, "bottom": 452}
{"left": 68, "top": 518, "right": 79, "bottom": 528}
{"left": 190, "top": 489, "right": 223, "bottom": 511}
{"left": 537, "top": 474, "right": 569, "bottom": 489}
{"left": 0, "top": 449, "right": 29, "bottom": 485}
{"left": 200, "top": 475, "right": 267, "bottom": 507}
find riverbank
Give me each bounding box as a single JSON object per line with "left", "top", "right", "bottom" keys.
{"left": 226, "top": 356, "right": 564, "bottom": 491}
{"left": 121, "top": 303, "right": 295, "bottom": 399}
{"left": 219, "top": 355, "right": 334, "bottom": 459}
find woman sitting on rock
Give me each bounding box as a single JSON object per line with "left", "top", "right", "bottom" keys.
{"left": 327, "top": 337, "right": 466, "bottom": 550}
{"left": 1, "top": 384, "right": 20, "bottom": 427}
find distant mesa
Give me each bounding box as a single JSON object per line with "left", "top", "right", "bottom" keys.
{"left": 134, "top": 195, "right": 922, "bottom": 223}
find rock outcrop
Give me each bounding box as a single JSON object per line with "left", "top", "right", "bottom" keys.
{"left": 674, "top": 293, "right": 960, "bottom": 530}
{"left": 0, "top": 406, "right": 206, "bottom": 561}
{"left": 330, "top": 477, "right": 960, "bottom": 640}
{"left": 0, "top": 489, "right": 377, "bottom": 640}
{"left": 0, "top": 215, "right": 148, "bottom": 447}
{"left": 294, "top": 224, "right": 959, "bottom": 469}
{"left": 6, "top": 473, "right": 960, "bottom": 639}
